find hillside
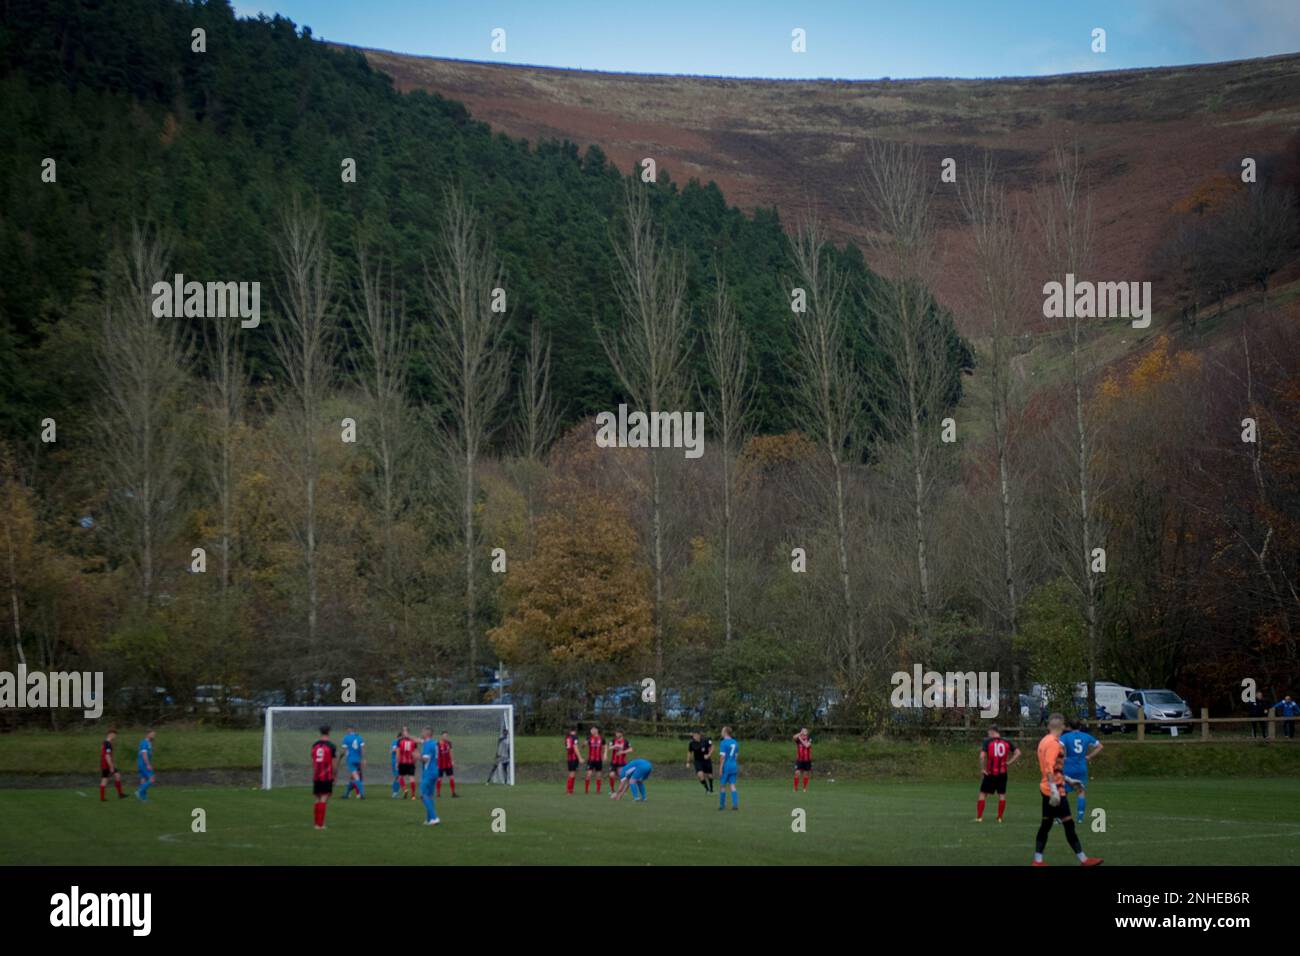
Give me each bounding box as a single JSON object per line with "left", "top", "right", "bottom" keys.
{"left": 357, "top": 47, "right": 1300, "bottom": 323}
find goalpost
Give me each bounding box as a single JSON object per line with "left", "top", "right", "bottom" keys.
{"left": 262, "top": 705, "right": 514, "bottom": 790}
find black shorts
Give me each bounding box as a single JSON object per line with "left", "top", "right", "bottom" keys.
{"left": 695, "top": 760, "right": 713, "bottom": 775}
{"left": 101, "top": 767, "right": 115, "bottom": 778}
{"left": 587, "top": 759, "right": 603, "bottom": 771}
{"left": 567, "top": 758, "right": 580, "bottom": 772}
{"left": 438, "top": 766, "right": 455, "bottom": 777}
{"left": 313, "top": 780, "right": 334, "bottom": 796}
{"left": 980, "top": 773, "right": 1008, "bottom": 794}
{"left": 610, "top": 763, "right": 626, "bottom": 775}
{"left": 1040, "top": 792, "right": 1071, "bottom": 819}
{"left": 398, "top": 762, "right": 415, "bottom": 776}
{"left": 795, "top": 760, "right": 812, "bottom": 772}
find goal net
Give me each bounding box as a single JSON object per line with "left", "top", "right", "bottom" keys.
{"left": 262, "top": 705, "right": 514, "bottom": 790}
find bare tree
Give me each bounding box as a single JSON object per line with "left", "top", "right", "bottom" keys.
{"left": 1035, "top": 142, "right": 1104, "bottom": 713}
{"left": 787, "top": 215, "right": 862, "bottom": 682}
{"left": 860, "top": 138, "right": 953, "bottom": 634}
{"left": 202, "top": 307, "right": 246, "bottom": 595}
{"left": 700, "top": 271, "right": 757, "bottom": 643}
{"left": 518, "top": 319, "right": 560, "bottom": 462}
{"left": 354, "top": 244, "right": 414, "bottom": 619}
{"left": 599, "top": 182, "right": 693, "bottom": 687}
{"left": 961, "top": 152, "right": 1029, "bottom": 661}
{"left": 270, "top": 199, "right": 337, "bottom": 662}
{"left": 97, "top": 227, "right": 190, "bottom": 606}
{"left": 0, "top": 443, "right": 28, "bottom": 667}
{"left": 425, "top": 188, "right": 512, "bottom": 682}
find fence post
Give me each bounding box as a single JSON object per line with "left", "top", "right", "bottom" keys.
{"left": 1200, "top": 707, "right": 1209, "bottom": 740}
{"left": 1137, "top": 711, "right": 1145, "bottom": 741}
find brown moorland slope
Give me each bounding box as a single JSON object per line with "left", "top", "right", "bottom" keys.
{"left": 353, "top": 46, "right": 1300, "bottom": 324}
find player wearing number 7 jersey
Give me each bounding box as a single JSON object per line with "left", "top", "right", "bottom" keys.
{"left": 717, "top": 727, "right": 739, "bottom": 811}
{"left": 975, "top": 725, "right": 1020, "bottom": 822}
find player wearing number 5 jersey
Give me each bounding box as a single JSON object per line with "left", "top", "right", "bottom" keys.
{"left": 1060, "top": 720, "right": 1103, "bottom": 824}
{"left": 975, "top": 725, "right": 1020, "bottom": 822}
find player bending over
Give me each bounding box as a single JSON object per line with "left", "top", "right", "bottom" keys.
{"left": 975, "top": 724, "right": 1020, "bottom": 822}
{"left": 100, "top": 729, "right": 126, "bottom": 801}
{"left": 135, "top": 729, "right": 156, "bottom": 801}
{"left": 687, "top": 731, "right": 714, "bottom": 792}
{"left": 341, "top": 724, "right": 366, "bottom": 799}
{"left": 564, "top": 726, "right": 581, "bottom": 794}
{"left": 418, "top": 727, "right": 441, "bottom": 826}
{"left": 611, "top": 758, "right": 653, "bottom": 801}
{"left": 1032, "top": 714, "right": 1102, "bottom": 867}
{"left": 584, "top": 725, "right": 605, "bottom": 794}
{"left": 717, "top": 727, "right": 739, "bottom": 811}
{"left": 396, "top": 728, "right": 419, "bottom": 799}
{"left": 792, "top": 728, "right": 813, "bottom": 792}
{"left": 1060, "top": 719, "right": 1103, "bottom": 824}
{"left": 606, "top": 730, "right": 632, "bottom": 793}
{"left": 310, "top": 725, "right": 339, "bottom": 830}
{"left": 435, "top": 731, "right": 457, "bottom": 798}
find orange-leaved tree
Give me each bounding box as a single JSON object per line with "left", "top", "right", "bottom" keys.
{"left": 488, "top": 489, "right": 653, "bottom": 703}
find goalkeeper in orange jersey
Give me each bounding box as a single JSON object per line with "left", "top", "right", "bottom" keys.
{"left": 1032, "top": 713, "right": 1103, "bottom": 867}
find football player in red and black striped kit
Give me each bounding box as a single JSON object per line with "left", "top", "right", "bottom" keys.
{"left": 606, "top": 730, "right": 632, "bottom": 793}
{"left": 976, "top": 724, "right": 1021, "bottom": 823}
{"left": 100, "top": 728, "right": 127, "bottom": 800}
{"left": 311, "top": 725, "right": 340, "bottom": 830}
{"left": 564, "top": 726, "right": 581, "bottom": 794}
{"left": 584, "top": 726, "right": 605, "bottom": 794}
{"left": 396, "top": 730, "right": 419, "bottom": 799}
{"left": 792, "top": 728, "right": 813, "bottom": 792}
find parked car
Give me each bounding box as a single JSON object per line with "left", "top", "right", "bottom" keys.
{"left": 1075, "top": 681, "right": 1134, "bottom": 724}
{"left": 1019, "top": 693, "right": 1045, "bottom": 725}
{"left": 1121, "top": 689, "right": 1193, "bottom": 732}
{"left": 1072, "top": 697, "right": 1118, "bottom": 734}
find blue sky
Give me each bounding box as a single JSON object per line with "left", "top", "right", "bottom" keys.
{"left": 232, "top": 0, "right": 1300, "bottom": 79}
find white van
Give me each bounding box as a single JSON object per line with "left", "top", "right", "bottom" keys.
{"left": 1075, "top": 681, "right": 1133, "bottom": 726}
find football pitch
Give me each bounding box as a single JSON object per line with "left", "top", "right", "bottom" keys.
{"left": 1, "top": 777, "right": 1296, "bottom": 866}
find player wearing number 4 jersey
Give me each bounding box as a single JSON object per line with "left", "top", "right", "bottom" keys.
{"left": 1032, "top": 714, "right": 1102, "bottom": 867}
{"left": 975, "top": 725, "right": 1020, "bottom": 822}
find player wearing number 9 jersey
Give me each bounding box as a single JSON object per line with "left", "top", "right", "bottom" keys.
{"left": 310, "top": 726, "right": 338, "bottom": 830}
{"left": 975, "top": 725, "right": 1020, "bottom": 823}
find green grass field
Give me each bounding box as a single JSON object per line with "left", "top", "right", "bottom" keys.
{"left": 3, "top": 727, "right": 1297, "bottom": 865}
{"left": 1, "top": 777, "right": 1296, "bottom": 866}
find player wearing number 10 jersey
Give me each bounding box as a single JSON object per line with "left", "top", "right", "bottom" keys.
{"left": 975, "top": 725, "right": 1020, "bottom": 822}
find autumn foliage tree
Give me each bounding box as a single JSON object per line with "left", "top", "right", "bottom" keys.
{"left": 488, "top": 488, "right": 654, "bottom": 706}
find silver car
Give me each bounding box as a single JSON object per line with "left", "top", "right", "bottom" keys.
{"left": 1121, "top": 689, "right": 1192, "bottom": 732}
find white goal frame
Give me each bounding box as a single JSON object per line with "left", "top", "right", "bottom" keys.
{"left": 261, "top": 704, "right": 515, "bottom": 790}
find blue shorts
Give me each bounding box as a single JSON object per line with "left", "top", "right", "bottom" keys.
{"left": 1065, "top": 771, "right": 1088, "bottom": 790}
{"left": 622, "top": 765, "right": 652, "bottom": 782}
{"left": 138, "top": 769, "right": 154, "bottom": 781}
{"left": 720, "top": 769, "right": 737, "bottom": 786}
{"left": 347, "top": 763, "right": 363, "bottom": 776}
